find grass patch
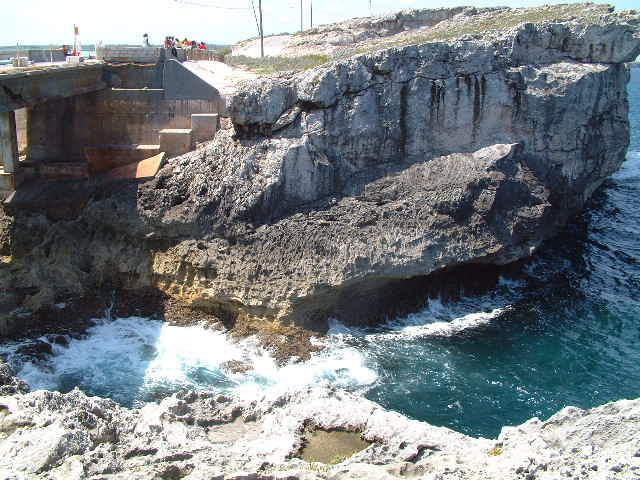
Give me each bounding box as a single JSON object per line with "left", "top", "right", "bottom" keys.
{"left": 343, "top": 4, "right": 614, "bottom": 57}
{"left": 225, "top": 54, "right": 329, "bottom": 75}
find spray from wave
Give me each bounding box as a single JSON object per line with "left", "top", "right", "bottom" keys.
{"left": 0, "top": 316, "right": 378, "bottom": 407}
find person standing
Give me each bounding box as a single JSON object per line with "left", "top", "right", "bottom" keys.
{"left": 142, "top": 34, "right": 151, "bottom": 47}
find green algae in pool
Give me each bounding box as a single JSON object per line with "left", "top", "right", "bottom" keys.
{"left": 299, "top": 429, "right": 372, "bottom": 465}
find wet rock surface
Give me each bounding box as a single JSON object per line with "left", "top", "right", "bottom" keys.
{"left": 0, "top": 360, "right": 637, "bottom": 479}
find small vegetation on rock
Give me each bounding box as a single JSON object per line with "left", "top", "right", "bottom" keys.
{"left": 225, "top": 54, "right": 329, "bottom": 74}
{"left": 489, "top": 445, "right": 504, "bottom": 456}
{"left": 346, "top": 3, "right": 614, "bottom": 56}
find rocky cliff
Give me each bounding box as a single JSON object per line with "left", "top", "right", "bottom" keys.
{"left": 1, "top": 4, "right": 640, "bottom": 332}
{"left": 0, "top": 361, "right": 638, "bottom": 479}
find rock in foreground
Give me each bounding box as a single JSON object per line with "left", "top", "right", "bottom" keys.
{"left": 0, "top": 359, "right": 638, "bottom": 479}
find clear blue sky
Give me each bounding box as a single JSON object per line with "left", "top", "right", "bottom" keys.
{"left": 2, "top": 0, "right": 637, "bottom": 47}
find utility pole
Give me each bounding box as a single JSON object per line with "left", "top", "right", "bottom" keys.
{"left": 311, "top": 1, "right": 313, "bottom": 29}
{"left": 259, "top": 0, "right": 264, "bottom": 58}
{"left": 369, "top": 0, "right": 372, "bottom": 17}
{"left": 300, "top": 0, "right": 303, "bottom": 32}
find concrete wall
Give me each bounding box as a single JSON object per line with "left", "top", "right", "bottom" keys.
{"left": 164, "top": 60, "right": 221, "bottom": 101}
{"left": 27, "top": 97, "right": 76, "bottom": 163}
{"left": 0, "top": 50, "right": 65, "bottom": 62}
{"left": 97, "top": 47, "right": 186, "bottom": 63}
{"left": 27, "top": 50, "right": 66, "bottom": 63}
{"left": 0, "top": 64, "right": 106, "bottom": 113}
{"left": 27, "top": 88, "right": 221, "bottom": 163}
{"left": 15, "top": 108, "right": 27, "bottom": 155}
{"left": 103, "top": 64, "right": 158, "bottom": 89}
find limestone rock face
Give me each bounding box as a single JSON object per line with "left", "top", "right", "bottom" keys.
{"left": 2, "top": 5, "right": 640, "bottom": 327}
{"left": 0, "top": 360, "right": 637, "bottom": 479}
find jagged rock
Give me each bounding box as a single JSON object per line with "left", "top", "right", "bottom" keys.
{"left": 15, "top": 340, "right": 53, "bottom": 361}
{"left": 1, "top": 5, "right": 640, "bottom": 329}
{"left": 0, "top": 362, "right": 29, "bottom": 396}
{"left": 0, "top": 359, "right": 637, "bottom": 479}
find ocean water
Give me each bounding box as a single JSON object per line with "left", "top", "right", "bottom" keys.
{"left": 1, "top": 68, "right": 639, "bottom": 439}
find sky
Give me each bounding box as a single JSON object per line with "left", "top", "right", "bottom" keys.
{"left": 2, "top": 0, "right": 637, "bottom": 47}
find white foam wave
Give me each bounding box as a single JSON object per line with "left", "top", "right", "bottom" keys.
{"left": 0, "top": 317, "right": 377, "bottom": 406}
{"left": 328, "top": 292, "right": 514, "bottom": 341}
{"left": 383, "top": 306, "right": 507, "bottom": 339}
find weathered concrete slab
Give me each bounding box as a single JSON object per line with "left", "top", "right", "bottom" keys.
{"left": 191, "top": 113, "right": 218, "bottom": 143}
{"left": 159, "top": 128, "right": 192, "bottom": 158}
{"left": 85, "top": 144, "right": 161, "bottom": 173}
{"left": 0, "top": 169, "right": 14, "bottom": 191}
{"left": 104, "top": 152, "right": 165, "bottom": 180}
{"left": 97, "top": 47, "right": 186, "bottom": 63}
{"left": 164, "top": 59, "right": 221, "bottom": 101}
{"left": 3, "top": 178, "right": 93, "bottom": 216}
{"left": 0, "top": 63, "right": 106, "bottom": 112}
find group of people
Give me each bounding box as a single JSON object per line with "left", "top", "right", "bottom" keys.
{"left": 163, "top": 37, "right": 207, "bottom": 50}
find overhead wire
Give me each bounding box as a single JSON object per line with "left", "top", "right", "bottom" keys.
{"left": 172, "top": 0, "right": 251, "bottom": 10}
{"left": 249, "top": 0, "right": 261, "bottom": 36}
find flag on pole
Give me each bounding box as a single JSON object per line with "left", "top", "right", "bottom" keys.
{"left": 73, "top": 25, "right": 82, "bottom": 56}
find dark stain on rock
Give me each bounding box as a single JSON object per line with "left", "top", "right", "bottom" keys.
{"left": 473, "top": 76, "right": 481, "bottom": 124}
{"left": 430, "top": 80, "right": 445, "bottom": 125}
{"left": 399, "top": 84, "right": 408, "bottom": 156}
{"left": 480, "top": 74, "right": 487, "bottom": 114}
{"left": 454, "top": 76, "right": 461, "bottom": 121}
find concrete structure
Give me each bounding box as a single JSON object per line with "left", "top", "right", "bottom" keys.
{"left": 0, "top": 112, "right": 17, "bottom": 174}
{"left": 191, "top": 113, "right": 219, "bottom": 143}
{"left": 27, "top": 49, "right": 66, "bottom": 63}
{"left": 0, "top": 49, "right": 225, "bottom": 198}
{"left": 85, "top": 145, "right": 162, "bottom": 173}
{"left": 164, "top": 59, "right": 220, "bottom": 100}
{"left": 11, "top": 58, "right": 30, "bottom": 67}
{"left": 159, "top": 129, "right": 193, "bottom": 158}
{"left": 97, "top": 47, "right": 186, "bottom": 63}
{"left": 0, "top": 64, "right": 106, "bottom": 112}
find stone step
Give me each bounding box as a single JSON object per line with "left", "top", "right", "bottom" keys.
{"left": 85, "top": 144, "right": 161, "bottom": 173}
{"left": 191, "top": 114, "right": 219, "bottom": 143}
{"left": 18, "top": 162, "right": 89, "bottom": 182}
{"left": 159, "top": 129, "right": 193, "bottom": 158}
{"left": 0, "top": 167, "right": 15, "bottom": 191}
{"left": 0, "top": 168, "right": 15, "bottom": 199}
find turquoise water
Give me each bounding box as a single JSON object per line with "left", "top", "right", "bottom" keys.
{"left": 1, "top": 67, "right": 639, "bottom": 439}
{"left": 356, "top": 66, "right": 640, "bottom": 436}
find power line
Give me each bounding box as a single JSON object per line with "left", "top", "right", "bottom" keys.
{"left": 249, "top": 0, "right": 261, "bottom": 37}
{"left": 173, "top": 0, "right": 251, "bottom": 10}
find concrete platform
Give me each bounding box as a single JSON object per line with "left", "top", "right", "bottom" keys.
{"left": 85, "top": 144, "right": 161, "bottom": 173}
{"left": 191, "top": 114, "right": 218, "bottom": 143}
{"left": 159, "top": 129, "right": 192, "bottom": 158}
{"left": 0, "top": 62, "right": 106, "bottom": 113}
{"left": 0, "top": 167, "right": 14, "bottom": 191}
{"left": 104, "top": 152, "right": 165, "bottom": 180}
